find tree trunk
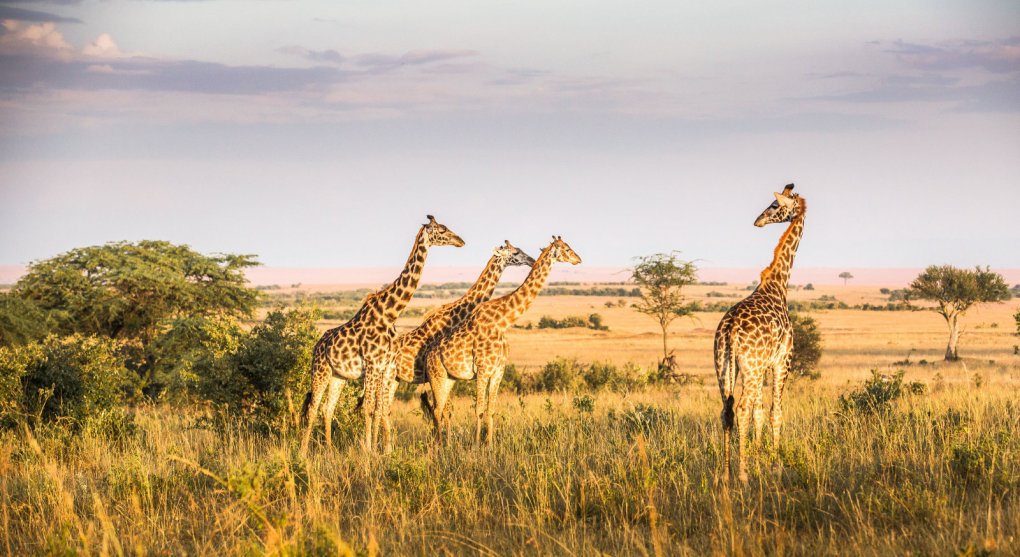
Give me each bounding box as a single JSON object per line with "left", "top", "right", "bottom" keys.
{"left": 944, "top": 313, "right": 960, "bottom": 361}
{"left": 661, "top": 324, "right": 669, "bottom": 360}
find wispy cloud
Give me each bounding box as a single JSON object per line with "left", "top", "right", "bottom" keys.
{"left": 0, "top": 5, "right": 81, "bottom": 23}
{"left": 885, "top": 37, "right": 1020, "bottom": 74}
{"left": 353, "top": 49, "right": 478, "bottom": 71}
{"left": 277, "top": 45, "right": 344, "bottom": 65}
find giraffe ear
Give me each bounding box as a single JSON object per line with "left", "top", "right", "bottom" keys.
{"left": 426, "top": 215, "right": 436, "bottom": 223}
{"left": 505, "top": 240, "right": 512, "bottom": 247}
{"left": 782, "top": 183, "right": 795, "bottom": 195}
{"left": 774, "top": 192, "right": 795, "bottom": 207}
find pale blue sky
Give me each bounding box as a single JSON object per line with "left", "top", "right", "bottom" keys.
{"left": 1, "top": 1, "right": 1018, "bottom": 270}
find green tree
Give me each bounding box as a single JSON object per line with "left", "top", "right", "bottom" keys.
{"left": 0, "top": 293, "right": 51, "bottom": 348}
{"left": 631, "top": 252, "right": 698, "bottom": 360}
{"left": 838, "top": 271, "right": 854, "bottom": 286}
{"left": 908, "top": 265, "right": 1011, "bottom": 361}
{"left": 1014, "top": 309, "right": 1020, "bottom": 336}
{"left": 789, "top": 313, "right": 823, "bottom": 379}
{"left": 12, "top": 241, "right": 260, "bottom": 392}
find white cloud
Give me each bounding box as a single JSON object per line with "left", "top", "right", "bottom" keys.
{"left": 82, "top": 33, "right": 127, "bottom": 58}
{"left": 0, "top": 19, "right": 72, "bottom": 58}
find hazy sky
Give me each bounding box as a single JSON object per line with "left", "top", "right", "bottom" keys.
{"left": 1, "top": 1, "right": 1018, "bottom": 271}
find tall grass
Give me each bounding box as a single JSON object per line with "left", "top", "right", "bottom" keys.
{"left": 2, "top": 382, "right": 1017, "bottom": 555}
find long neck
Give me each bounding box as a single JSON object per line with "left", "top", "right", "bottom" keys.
{"left": 376, "top": 227, "right": 429, "bottom": 321}
{"left": 759, "top": 199, "right": 807, "bottom": 299}
{"left": 462, "top": 254, "right": 506, "bottom": 304}
{"left": 498, "top": 246, "right": 554, "bottom": 325}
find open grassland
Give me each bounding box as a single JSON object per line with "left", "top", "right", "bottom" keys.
{"left": 3, "top": 285, "right": 1020, "bottom": 555}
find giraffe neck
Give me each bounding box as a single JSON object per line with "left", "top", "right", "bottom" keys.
{"left": 462, "top": 254, "right": 507, "bottom": 305}
{"left": 498, "top": 245, "right": 554, "bottom": 326}
{"left": 758, "top": 199, "right": 807, "bottom": 300}
{"left": 376, "top": 227, "right": 429, "bottom": 322}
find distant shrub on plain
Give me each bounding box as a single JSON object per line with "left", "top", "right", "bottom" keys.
{"left": 839, "top": 370, "right": 915, "bottom": 415}
{"left": 537, "top": 313, "right": 609, "bottom": 331}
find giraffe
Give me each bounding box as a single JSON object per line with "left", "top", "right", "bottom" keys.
{"left": 299, "top": 215, "right": 464, "bottom": 455}
{"left": 421, "top": 236, "right": 581, "bottom": 446}
{"left": 351, "top": 241, "right": 535, "bottom": 421}
{"left": 714, "top": 183, "right": 806, "bottom": 484}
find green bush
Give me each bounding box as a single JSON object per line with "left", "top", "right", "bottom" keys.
{"left": 1014, "top": 309, "right": 1019, "bottom": 335}
{"left": 0, "top": 334, "right": 139, "bottom": 430}
{"left": 790, "top": 313, "right": 823, "bottom": 379}
{"left": 537, "top": 314, "right": 609, "bottom": 331}
{"left": 198, "top": 307, "right": 321, "bottom": 432}
{"left": 535, "top": 358, "right": 583, "bottom": 392}
{"left": 0, "top": 293, "right": 51, "bottom": 348}
{"left": 148, "top": 316, "right": 244, "bottom": 402}
{"left": 839, "top": 369, "right": 905, "bottom": 415}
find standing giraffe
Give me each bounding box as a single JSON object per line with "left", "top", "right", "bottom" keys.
{"left": 300, "top": 215, "right": 464, "bottom": 455}
{"left": 421, "top": 236, "right": 581, "bottom": 446}
{"left": 715, "top": 184, "right": 806, "bottom": 484}
{"left": 352, "top": 241, "right": 535, "bottom": 421}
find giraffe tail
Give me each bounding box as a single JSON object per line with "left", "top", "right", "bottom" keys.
{"left": 300, "top": 390, "right": 314, "bottom": 425}
{"left": 716, "top": 331, "right": 737, "bottom": 429}
{"left": 419, "top": 391, "right": 436, "bottom": 424}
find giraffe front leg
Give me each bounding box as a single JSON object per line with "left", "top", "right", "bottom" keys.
{"left": 361, "top": 367, "right": 378, "bottom": 453}
{"left": 474, "top": 371, "right": 488, "bottom": 447}
{"left": 484, "top": 366, "right": 505, "bottom": 446}
{"left": 379, "top": 373, "right": 399, "bottom": 455}
{"left": 752, "top": 390, "right": 765, "bottom": 449}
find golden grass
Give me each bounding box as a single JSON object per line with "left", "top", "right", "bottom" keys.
{"left": 3, "top": 286, "right": 1019, "bottom": 555}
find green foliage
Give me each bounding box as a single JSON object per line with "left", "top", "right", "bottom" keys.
{"left": 790, "top": 313, "right": 822, "bottom": 379}
{"left": 572, "top": 394, "right": 596, "bottom": 414}
{"left": 535, "top": 358, "right": 583, "bottom": 392}
{"left": 1014, "top": 309, "right": 1020, "bottom": 335}
{"left": 537, "top": 313, "right": 609, "bottom": 331}
{"left": 0, "top": 334, "right": 139, "bottom": 429}
{"left": 0, "top": 292, "right": 51, "bottom": 348}
{"left": 631, "top": 252, "right": 698, "bottom": 358}
{"left": 908, "top": 265, "right": 1011, "bottom": 315}
{"left": 198, "top": 307, "right": 321, "bottom": 432}
{"left": 14, "top": 240, "right": 259, "bottom": 343}
{"left": 148, "top": 316, "right": 244, "bottom": 402}
{"left": 839, "top": 369, "right": 906, "bottom": 415}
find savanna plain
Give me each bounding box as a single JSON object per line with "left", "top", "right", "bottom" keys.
{"left": 3, "top": 283, "right": 1020, "bottom": 556}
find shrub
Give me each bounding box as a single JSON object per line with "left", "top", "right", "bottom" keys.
{"left": 839, "top": 369, "right": 905, "bottom": 415}
{"left": 790, "top": 313, "right": 822, "bottom": 379}
{"left": 0, "top": 334, "right": 139, "bottom": 430}
{"left": 804, "top": 283, "right": 815, "bottom": 290}
{"left": 198, "top": 307, "right": 321, "bottom": 432}
{"left": 535, "top": 358, "right": 583, "bottom": 392}
{"left": 1014, "top": 309, "right": 1020, "bottom": 335}
{"left": 0, "top": 293, "right": 51, "bottom": 348}
{"left": 572, "top": 394, "right": 596, "bottom": 414}
{"left": 537, "top": 314, "right": 609, "bottom": 331}
{"left": 148, "top": 316, "right": 244, "bottom": 402}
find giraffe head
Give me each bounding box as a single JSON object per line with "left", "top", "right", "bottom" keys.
{"left": 754, "top": 184, "right": 802, "bottom": 227}
{"left": 494, "top": 240, "right": 536, "bottom": 268}
{"left": 423, "top": 215, "right": 465, "bottom": 247}
{"left": 549, "top": 235, "right": 582, "bottom": 265}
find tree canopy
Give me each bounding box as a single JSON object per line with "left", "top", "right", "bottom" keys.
{"left": 907, "top": 265, "right": 1010, "bottom": 360}
{"left": 14, "top": 240, "right": 260, "bottom": 344}
{"left": 631, "top": 252, "right": 698, "bottom": 359}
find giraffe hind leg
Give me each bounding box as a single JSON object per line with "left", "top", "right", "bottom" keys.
{"left": 300, "top": 358, "right": 331, "bottom": 456}
{"left": 321, "top": 377, "right": 347, "bottom": 448}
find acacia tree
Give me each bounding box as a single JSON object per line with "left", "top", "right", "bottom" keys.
{"left": 631, "top": 252, "right": 698, "bottom": 361}
{"left": 12, "top": 241, "right": 260, "bottom": 393}
{"left": 908, "top": 265, "right": 1010, "bottom": 361}
{"left": 839, "top": 271, "right": 854, "bottom": 286}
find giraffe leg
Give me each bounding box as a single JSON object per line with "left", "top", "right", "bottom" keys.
{"left": 321, "top": 377, "right": 346, "bottom": 448}
{"left": 771, "top": 357, "right": 791, "bottom": 474}
{"left": 752, "top": 390, "right": 766, "bottom": 449}
{"left": 379, "top": 375, "right": 399, "bottom": 455}
{"left": 474, "top": 372, "right": 488, "bottom": 446}
{"left": 361, "top": 365, "right": 379, "bottom": 453}
{"left": 720, "top": 402, "right": 733, "bottom": 485}
{"left": 485, "top": 366, "right": 504, "bottom": 446}
{"left": 735, "top": 393, "right": 752, "bottom": 484}
{"left": 428, "top": 372, "right": 456, "bottom": 447}
{"left": 300, "top": 359, "right": 330, "bottom": 456}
